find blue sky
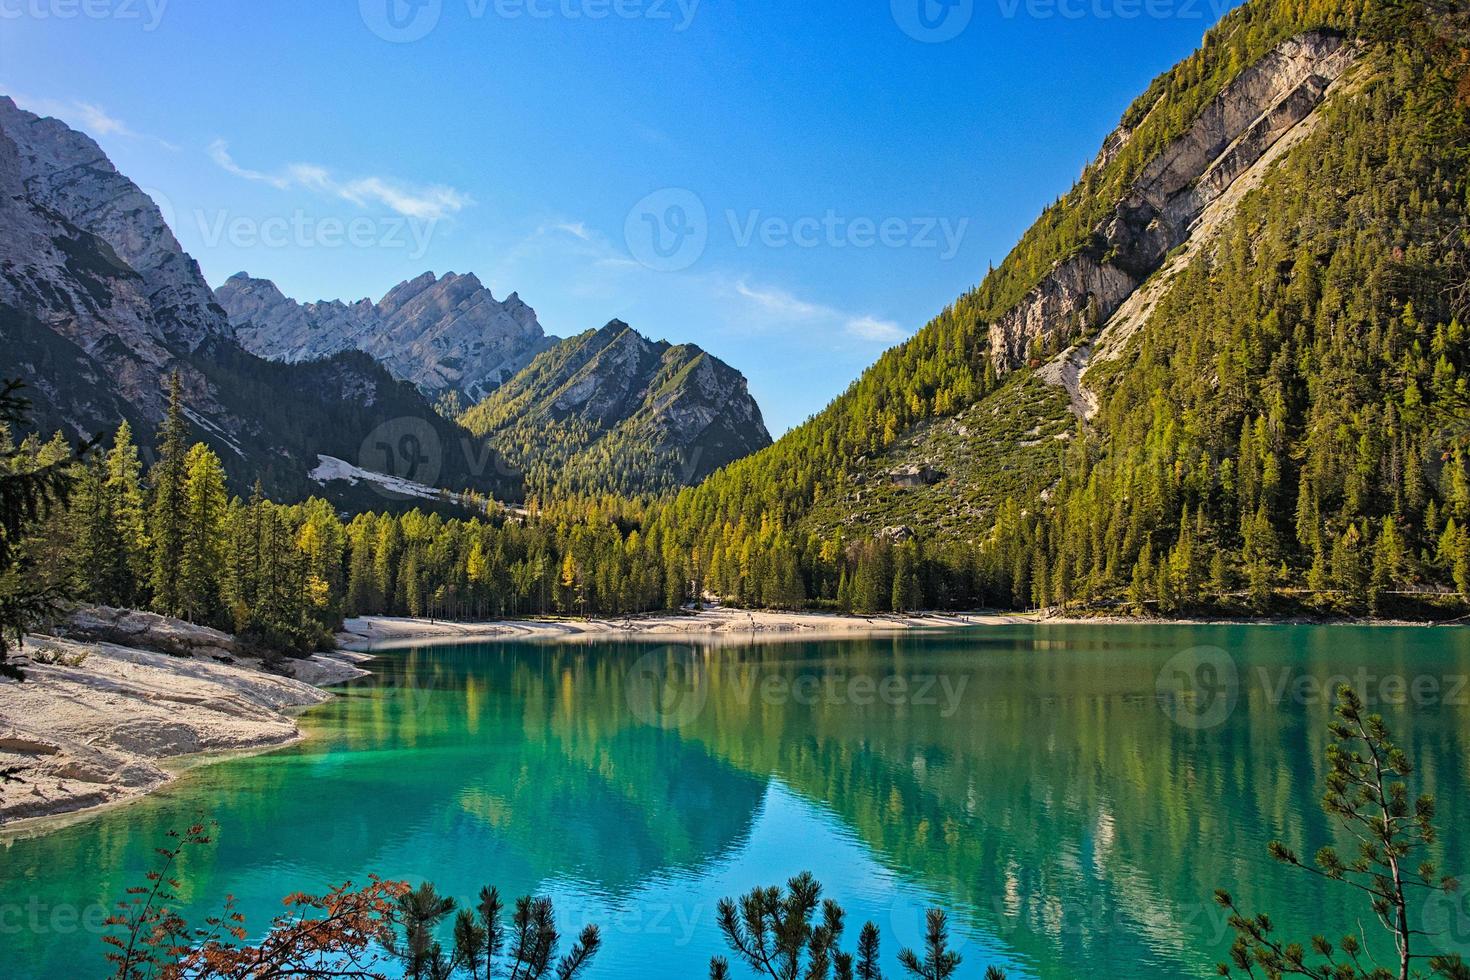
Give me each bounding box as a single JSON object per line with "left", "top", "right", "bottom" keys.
{"left": 1, "top": 0, "right": 1237, "bottom": 433}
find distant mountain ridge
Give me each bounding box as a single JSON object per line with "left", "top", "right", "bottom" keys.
{"left": 0, "top": 92, "right": 772, "bottom": 503}
{"left": 461, "top": 320, "right": 772, "bottom": 496}
{"left": 217, "top": 271, "right": 554, "bottom": 403}
{"left": 0, "top": 94, "right": 515, "bottom": 505}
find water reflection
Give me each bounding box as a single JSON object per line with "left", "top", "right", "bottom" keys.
{"left": 2, "top": 625, "right": 1468, "bottom": 979}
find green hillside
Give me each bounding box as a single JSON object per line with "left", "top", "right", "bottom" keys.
{"left": 641, "top": 0, "right": 1470, "bottom": 618}
{"left": 460, "top": 321, "right": 771, "bottom": 499}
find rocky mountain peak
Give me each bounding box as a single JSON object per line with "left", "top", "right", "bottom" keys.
{"left": 0, "top": 96, "right": 230, "bottom": 353}
{"left": 219, "top": 270, "right": 556, "bottom": 402}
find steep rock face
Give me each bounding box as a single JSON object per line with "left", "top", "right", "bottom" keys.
{"left": 638, "top": 342, "right": 771, "bottom": 465}
{"left": 215, "top": 274, "right": 375, "bottom": 362}
{"left": 988, "top": 30, "right": 1355, "bottom": 371}
{"left": 0, "top": 100, "right": 182, "bottom": 422}
{"left": 461, "top": 321, "right": 772, "bottom": 494}
{"left": 218, "top": 270, "right": 554, "bottom": 402}
{"left": 0, "top": 96, "right": 229, "bottom": 353}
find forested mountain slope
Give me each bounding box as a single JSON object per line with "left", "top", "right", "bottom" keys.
{"left": 646, "top": 0, "right": 1470, "bottom": 617}
{"left": 460, "top": 321, "right": 771, "bottom": 498}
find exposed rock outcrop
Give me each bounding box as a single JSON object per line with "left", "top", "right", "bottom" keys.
{"left": 888, "top": 464, "right": 944, "bottom": 488}
{"left": 218, "top": 271, "right": 555, "bottom": 402}
{"left": 988, "top": 30, "right": 1356, "bottom": 372}
{"left": 0, "top": 96, "right": 230, "bottom": 355}
{"left": 0, "top": 612, "right": 372, "bottom": 827}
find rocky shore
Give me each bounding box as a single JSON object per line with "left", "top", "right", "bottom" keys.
{"left": 336, "top": 608, "right": 1009, "bottom": 650}
{"left": 0, "top": 607, "right": 371, "bottom": 833}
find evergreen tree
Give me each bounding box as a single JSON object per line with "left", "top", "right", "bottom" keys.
{"left": 106, "top": 421, "right": 150, "bottom": 607}
{"left": 71, "top": 453, "right": 128, "bottom": 606}
{"left": 179, "top": 443, "right": 229, "bottom": 624}
{"left": 149, "top": 374, "right": 190, "bottom": 618}
{"left": 0, "top": 381, "right": 93, "bottom": 679}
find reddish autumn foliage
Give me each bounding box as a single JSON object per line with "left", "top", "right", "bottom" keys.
{"left": 103, "top": 822, "right": 409, "bottom": 980}
{"left": 101, "top": 826, "right": 600, "bottom": 980}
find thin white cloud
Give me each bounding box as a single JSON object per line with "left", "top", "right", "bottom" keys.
{"left": 732, "top": 280, "right": 907, "bottom": 345}
{"left": 553, "top": 221, "right": 593, "bottom": 241}
{"left": 490, "top": 219, "right": 910, "bottom": 348}
{"left": 5, "top": 92, "right": 177, "bottom": 149}
{"left": 66, "top": 101, "right": 133, "bottom": 137}
{"left": 844, "top": 315, "right": 906, "bottom": 343}
{"left": 209, "top": 140, "right": 290, "bottom": 188}
{"left": 209, "top": 140, "right": 471, "bottom": 221}
{"left": 733, "top": 280, "right": 829, "bottom": 321}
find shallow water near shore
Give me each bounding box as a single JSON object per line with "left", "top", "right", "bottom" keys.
{"left": 5, "top": 624, "right": 1470, "bottom": 979}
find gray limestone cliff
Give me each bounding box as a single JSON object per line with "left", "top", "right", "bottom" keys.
{"left": 987, "top": 30, "right": 1357, "bottom": 371}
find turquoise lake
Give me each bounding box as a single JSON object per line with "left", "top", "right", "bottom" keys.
{"left": 4, "top": 624, "right": 1470, "bottom": 978}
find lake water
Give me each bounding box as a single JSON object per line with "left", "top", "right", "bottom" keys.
{"left": 5, "top": 625, "right": 1470, "bottom": 979}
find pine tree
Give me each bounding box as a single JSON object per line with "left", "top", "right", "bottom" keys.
{"left": 892, "top": 544, "right": 921, "bottom": 613}
{"left": 106, "top": 421, "right": 149, "bottom": 606}
{"left": 179, "top": 443, "right": 229, "bottom": 624}
{"left": 0, "top": 380, "right": 93, "bottom": 679}
{"left": 71, "top": 453, "right": 128, "bottom": 606}
{"left": 1369, "top": 517, "right": 1404, "bottom": 616}
{"left": 149, "top": 374, "right": 190, "bottom": 618}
